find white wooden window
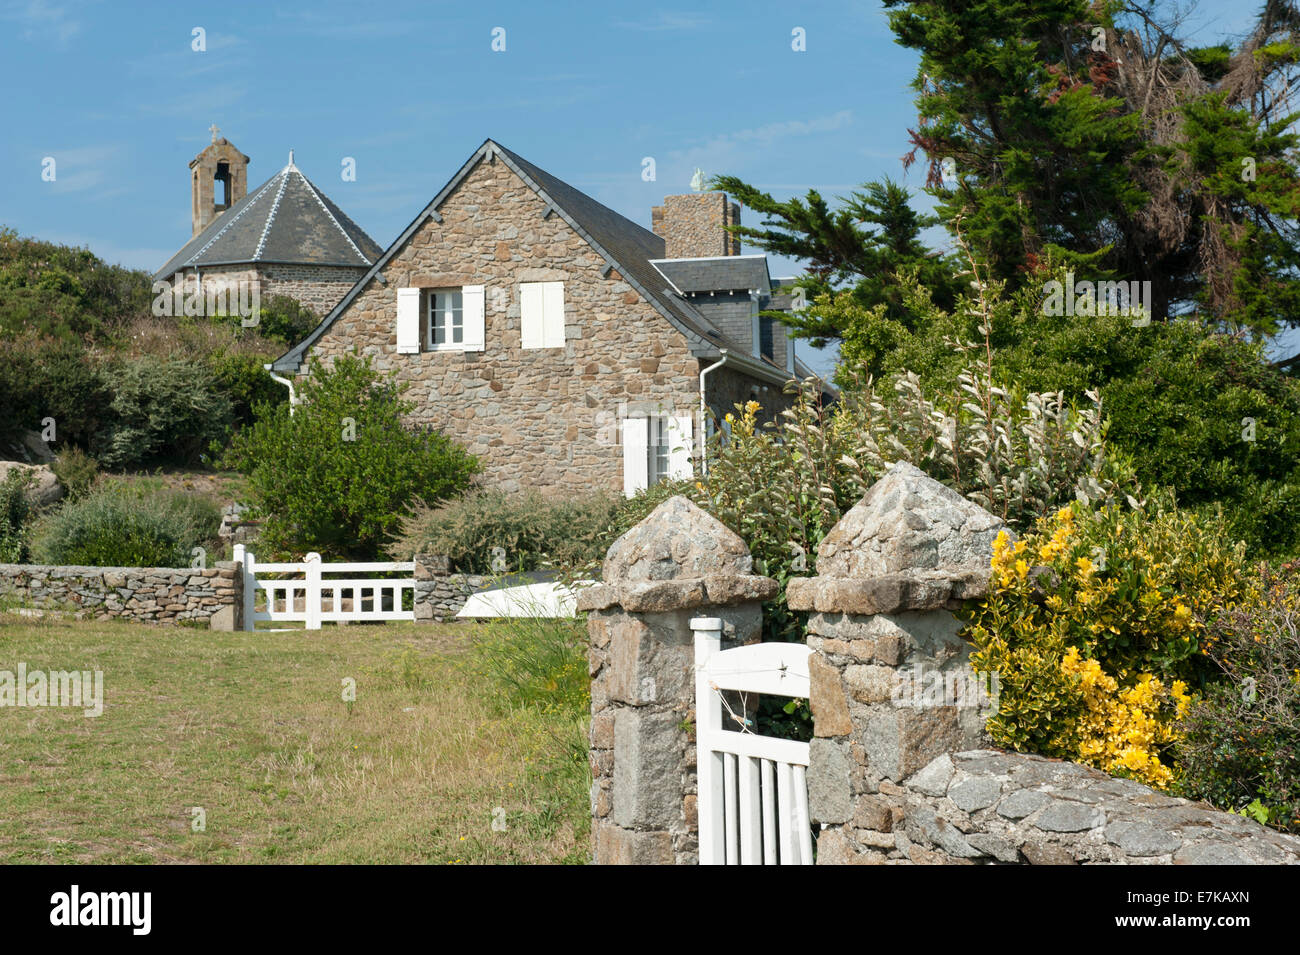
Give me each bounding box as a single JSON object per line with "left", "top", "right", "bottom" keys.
{"left": 428, "top": 289, "right": 463, "bottom": 347}
{"left": 622, "top": 413, "right": 693, "bottom": 497}
{"left": 397, "top": 285, "right": 484, "bottom": 353}
{"left": 520, "top": 280, "right": 565, "bottom": 349}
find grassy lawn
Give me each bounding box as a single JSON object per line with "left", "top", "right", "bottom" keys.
{"left": 0, "top": 612, "right": 590, "bottom": 864}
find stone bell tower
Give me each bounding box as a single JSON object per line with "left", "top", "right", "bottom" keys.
{"left": 190, "top": 125, "right": 250, "bottom": 237}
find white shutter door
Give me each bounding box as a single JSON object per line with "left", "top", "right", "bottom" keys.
{"left": 520, "top": 282, "right": 544, "bottom": 349}
{"left": 396, "top": 288, "right": 421, "bottom": 353}
{"left": 668, "top": 414, "right": 694, "bottom": 479}
{"left": 542, "top": 281, "right": 565, "bottom": 347}
{"left": 622, "top": 416, "right": 648, "bottom": 498}
{"left": 462, "top": 284, "right": 485, "bottom": 351}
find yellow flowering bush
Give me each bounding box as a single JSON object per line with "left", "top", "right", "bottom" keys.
{"left": 966, "top": 496, "right": 1248, "bottom": 788}
{"left": 1061, "top": 647, "right": 1191, "bottom": 788}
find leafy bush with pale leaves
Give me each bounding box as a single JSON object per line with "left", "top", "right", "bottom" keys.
{"left": 30, "top": 480, "right": 220, "bottom": 567}
{"left": 390, "top": 488, "right": 619, "bottom": 573}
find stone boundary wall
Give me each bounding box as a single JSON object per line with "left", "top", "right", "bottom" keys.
{"left": 828, "top": 748, "right": 1300, "bottom": 865}
{"left": 0, "top": 563, "right": 239, "bottom": 628}
{"left": 581, "top": 496, "right": 775, "bottom": 864}
{"left": 412, "top": 555, "right": 481, "bottom": 622}
{"left": 788, "top": 462, "right": 1300, "bottom": 865}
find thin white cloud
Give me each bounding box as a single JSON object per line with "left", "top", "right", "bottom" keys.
{"left": 613, "top": 11, "right": 712, "bottom": 32}
{"left": 35, "top": 143, "right": 122, "bottom": 194}
{"left": 6, "top": 0, "right": 83, "bottom": 48}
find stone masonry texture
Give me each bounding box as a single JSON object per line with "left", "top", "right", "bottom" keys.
{"left": 651, "top": 192, "right": 741, "bottom": 258}
{"left": 794, "top": 461, "right": 1300, "bottom": 865}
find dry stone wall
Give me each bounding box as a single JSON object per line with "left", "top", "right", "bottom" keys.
{"left": 0, "top": 564, "right": 239, "bottom": 628}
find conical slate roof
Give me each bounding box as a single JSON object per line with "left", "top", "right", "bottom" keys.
{"left": 154, "top": 158, "right": 383, "bottom": 280}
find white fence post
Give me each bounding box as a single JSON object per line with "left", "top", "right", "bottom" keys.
{"left": 304, "top": 552, "right": 322, "bottom": 631}
{"left": 234, "top": 544, "right": 255, "bottom": 633}
{"left": 692, "top": 616, "right": 726, "bottom": 865}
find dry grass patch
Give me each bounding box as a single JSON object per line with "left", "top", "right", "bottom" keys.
{"left": 0, "top": 614, "right": 589, "bottom": 864}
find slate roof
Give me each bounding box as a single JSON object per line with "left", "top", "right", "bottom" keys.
{"left": 154, "top": 160, "right": 383, "bottom": 281}
{"left": 649, "top": 255, "right": 771, "bottom": 294}
{"left": 271, "top": 139, "right": 804, "bottom": 380}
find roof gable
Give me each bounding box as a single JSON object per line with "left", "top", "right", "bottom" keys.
{"left": 270, "top": 140, "right": 803, "bottom": 377}
{"left": 154, "top": 160, "right": 382, "bottom": 280}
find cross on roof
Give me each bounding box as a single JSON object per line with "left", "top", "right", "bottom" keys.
{"left": 209, "top": 124, "right": 220, "bottom": 144}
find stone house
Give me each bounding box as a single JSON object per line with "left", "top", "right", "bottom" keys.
{"left": 269, "top": 139, "right": 822, "bottom": 496}
{"left": 154, "top": 128, "right": 383, "bottom": 317}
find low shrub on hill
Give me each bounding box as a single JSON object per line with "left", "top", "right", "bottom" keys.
{"left": 30, "top": 481, "right": 220, "bottom": 567}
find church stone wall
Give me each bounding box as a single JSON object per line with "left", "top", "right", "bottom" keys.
{"left": 259, "top": 263, "right": 369, "bottom": 317}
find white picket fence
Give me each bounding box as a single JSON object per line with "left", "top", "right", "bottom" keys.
{"left": 232, "top": 544, "right": 416, "bottom": 630}
{"left": 692, "top": 616, "right": 814, "bottom": 865}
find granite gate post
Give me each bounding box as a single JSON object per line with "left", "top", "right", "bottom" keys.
{"left": 786, "top": 462, "right": 1006, "bottom": 863}
{"left": 580, "top": 496, "right": 777, "bottom": 864}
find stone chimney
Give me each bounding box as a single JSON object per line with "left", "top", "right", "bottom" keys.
{"left": 651, "top": 192, "right": 741, "bottom": 258}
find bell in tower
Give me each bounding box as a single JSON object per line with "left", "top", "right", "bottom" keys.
{"left": 190, "top": 125, "right": 250, "bottom": 237}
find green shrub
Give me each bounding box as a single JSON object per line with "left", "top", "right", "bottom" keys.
{"left": 246, "top": 295, "right": 321, "bottom": 347}
{"left": 0, "top": 334, "right": 113, "bottom": 451}
{"left": 1177, "top": 563, "right": 1300, "bottom": 832}
{"left": 94, "top": 358, "right": 234, "bottom": 469}
{"left": 221, "top": 355, "right": 479, "bottom": 559}
{"left": 865, "top": 265, "right": 1300, "bottom": 559}
{"left": 391, "top": 488, "right": 619, "bottom": 572}
{"left": 49, "top": 448, "right": 99, "bottom": 501}
{"left": 205, "top": 349, "right": 288, "bottom": 430}
{"left": 0, "top": 468, "right": 33, "bottom": 563}
{"left": 30, "top": 481, "right": 220, "bottom": 567}
{"left": 963, "top": 498, "right": 1250, "bottom": 788}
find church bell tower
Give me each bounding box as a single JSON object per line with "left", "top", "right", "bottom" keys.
{"left": 190, "top": 125, "right": 250, "bottom": 237}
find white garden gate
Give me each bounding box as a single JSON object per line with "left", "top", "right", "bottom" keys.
{"left": 692, "top": 616, "right": 814, "bottom": 865}
{"left": 233, "top": 545, "right": 416, "bottom": 630}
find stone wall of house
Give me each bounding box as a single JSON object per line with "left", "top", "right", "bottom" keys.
{"left": 300, "top": 155, "right": 709, "bottom": 495}
{"left": 0, "top": 564, "right": 240, "bottom": 629}
{"left": 259, "top": 263, "right": 368, "bottom": 317}
{"left": 651, "top": 192, "right": 741, "bottom": 258}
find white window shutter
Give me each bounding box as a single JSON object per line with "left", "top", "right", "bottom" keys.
{"left": 462, "top": 284, "right": 485, "bottom": 351}
{"left": 396, "top": 288, "right": 422, "bottom": 353}
{"left": 668, "top": 414, "right": 694, "bottom": 480}
{"left": 520, "top": 282, "right": 544, "bottom": 349}
{"left": 543, "top": 281, "right": 565, "bottom": 347}
{"left": 622, "top": 416, "right": 648, "bottom": 498}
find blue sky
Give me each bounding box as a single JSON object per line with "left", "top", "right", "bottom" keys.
{"left": 0, "top": 0, "right": 1281, "bottom": 375}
